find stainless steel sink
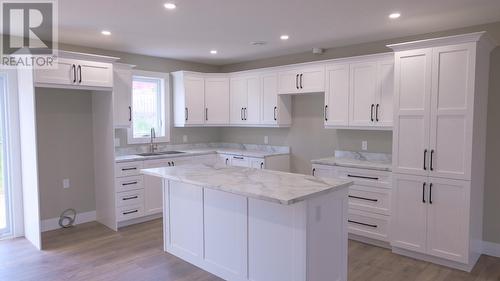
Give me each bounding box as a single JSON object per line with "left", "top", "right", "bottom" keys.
{"left": 136, "top": 151, "right": 186, "bottom": 157}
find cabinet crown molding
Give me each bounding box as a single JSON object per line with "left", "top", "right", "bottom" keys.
{"left": 57, "top": 50, "right": 120, "bottom": 63}
{"left": 387, "top": 31, "right": 497, "bottom": 52}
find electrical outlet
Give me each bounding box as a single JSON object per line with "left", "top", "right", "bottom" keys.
{"left": 362, "top": 141, "right": 368, "bottom": 151}
{"left": 183, "top": 135, "right": 188, "bottom": 143}
{"left": 63, "top": 179, "right": 70, "bottom": 189}
{"left": 264, "top": 136, "right": 269, "bottom": 144}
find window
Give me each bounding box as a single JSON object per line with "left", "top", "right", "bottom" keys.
{"left": 128, "top": 71, "right": 170, "bottom": 144}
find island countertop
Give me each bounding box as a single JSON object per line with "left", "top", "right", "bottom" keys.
{"left": 141, "top": 163, "right": 352, "bottom": 205}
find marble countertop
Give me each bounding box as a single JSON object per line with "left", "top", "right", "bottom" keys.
{"left": 141, "top": 163, "right": 352, "bottom": 205}
{"left": 311, "top": 151, "right": 392, "bottom": 171}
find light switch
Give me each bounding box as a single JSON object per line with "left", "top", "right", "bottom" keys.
{"left": 63, "top": 179, "right": 70, "bottom": 189}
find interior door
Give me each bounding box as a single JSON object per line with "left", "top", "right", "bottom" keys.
{"left": 349, "top": 62, "right": 377, "bottom": 127}
{"left": 184, "top": 76, "right": 205, "bottom": 125}
{"left": 230, "top": 77, "right": 247, "bottom": 124}
{"left": 392, "top": 49, "right": 432, "bottom": 176}
{"left": 245, "top": 76, "right": 261, "bottom": 124}
{"left": 375, "top": 60, "right": 394, "bottom": 127}
{"left": 391, "top": 174, "right": 428, "bottom": 254}
{"left": 261, "top": 73, "right": 278, "bottom": 125}
{"left": 205, "top": 77, "right": 230, "bottom": 125}
{"left": 429, "top": 44, "right": 474, "bottom": 181}
{"left": 426, "top": 177, "right": 469, "bottom": 263}
{"left": 325, "top": 63, "right": 349, "bottom": 127}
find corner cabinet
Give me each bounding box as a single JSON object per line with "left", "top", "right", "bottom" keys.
{"left": 388, "top": 32, "right": 494, "bottom": 271}
{"left": 34, "top": 51, "right": 116, "bottom": 90}
{"left": 113, "top": 63, "right": 134, "bottom": 128}
{"left": 324, "top": 53, "right": 394, "bottom": 130}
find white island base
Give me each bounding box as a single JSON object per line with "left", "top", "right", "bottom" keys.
{"left": 162, "top": 180, "right": 348, "bottom": 281}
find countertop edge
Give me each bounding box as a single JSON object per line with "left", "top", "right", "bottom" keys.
{"left": 311, "top": 159, "right": 392, "bottom": 172}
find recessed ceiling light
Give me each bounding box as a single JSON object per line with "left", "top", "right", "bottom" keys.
{"left": 164, "top": 2, "right": 176, "bottom": 10}
{"left": 389, "top": 12, "right": 401, "bottom": 19}
{"left": 280, "top": 34, "right": 289, "bottom": 40}
{"left": 101, "top": 30, "right": 111, "bottom": 36}
{"left": 210, "top": 50, "right": 218, "bottom": 55}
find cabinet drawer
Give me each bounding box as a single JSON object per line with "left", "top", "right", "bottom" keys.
{"left": 348, "top": 209, "right": 389, "bottom": 242}
{"left": 116, "top": 161, "right": 143, "bottom": 177}
{"left": 230, "top": 156, "right": 250, "bottom": 167}
{"left": 116, "top": 205, "right": 144, "bottom": 222}
{"left": 349, "top": 185, "right": 390, "bottom": 215}
{"left": 115, "top": 175, "right": 143, "bottom": 192}
{"left": 331, "top": 166, "right": 391, "bottom": 188}
{"left": 116, "top": 189, "right": 144, "bottom": 207}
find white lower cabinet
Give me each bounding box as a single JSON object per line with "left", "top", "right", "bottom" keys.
{"left": 392, "top": 173, "right": 469, "bottom": 263}
{"left": 312, "top": 164, "right": 392, "bottom": 243}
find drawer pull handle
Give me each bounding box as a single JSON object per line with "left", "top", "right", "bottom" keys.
{"left": 121, "top": 167, "right": 137, "bottom": 171}
{"left": 122, "top": 181, "right": 138, "bottom": 186}
{"left": 347, "top": 174, "right": 379, "bottom": 180}
{"left": 233, "top": 156, "right": 244, "bottom": 160}
{"left": 122, "top": 196, "right": 138, "bottom": 201}
{"left": 348, "top": 220, "right": 378, "bottom": 228}
{"left": 123, "top": 210, "right": 138, "bottom": 215}
{"left": 348, "top": 195, "right": 378, "bottom": 202}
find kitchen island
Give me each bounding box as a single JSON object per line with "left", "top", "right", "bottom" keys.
{"left": 142, "top": 163, "right": 352, "bottom": 281}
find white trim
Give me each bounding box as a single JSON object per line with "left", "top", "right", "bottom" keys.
{"left": 387, "top": 31, "right": 492, "bottom": 52}
{"left": 41, "top": 210, "right": 97, "bottom": 232}
{"left": 482, "top": 241, "right": 500, "bottom": 258}
{"left": 392, "top": 246, "right": 475, "bottom": 272}
{"left": 117, "top": 212, "right": 162, "bottom": 229}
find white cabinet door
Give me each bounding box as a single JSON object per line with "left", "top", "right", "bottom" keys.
{"left": 278, "top": 70, "right": 300, "bottom": 94}
{"left": 205, "top": 77, "right": 230, "bottom": 125}
{"left": 218, "top": 154, "right": 232, "bottom": 166}
{"left": 429, "top": 44, "right": 474, "bottom": 181}
{"left": 261, "top": 73, "right": 278, "bottom": 125}
{"left": 325, "top": 64, "right": 349, "bottom": 127}
{"left": 34, "top": 58, "right": 74, "bottom": 85}
{"left": 78, "top": 60, "right": 113, "bottom": 88}
{"left": 184, "top": 76, "right": 205, "bottom": 125}
{"left": 249, "top": 158, "right": 265, "bottom": 169}
{"left": 230, "top": 77, "right": 247, "bottom": 124}
{"left": 312, "top": 164, "right": 333, "bottom": 177}
{"left": 393, "top": 49, "right": 433, "bottom": 176}
{"left": 246, "top": 76, "right": 261, "bottom": 124}
{"left": 391, "top": 174, "right": 428, "bottom": 254}
{"left": 300, "top": 66, "right": 325, "bottom": 93}
{"left": 143, "top": 160, "right": 169, "bottom": 216}
{"left": 375, "top": 60, "right": 394, "bottom": 127}
{"left": 349, "top": 62, "right": 377, "bottom": 127}
{"left": 113, "top": 65, "right": 133, "bottom": 128}
{"left": 426, "top": 177, "right": 469, "bottom": 263}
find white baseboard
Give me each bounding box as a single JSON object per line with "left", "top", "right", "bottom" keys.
{"left": 41, "top": 210, "right": 96, "bottom": 232}
{"left": 483, "top": 241, "right": 500, "bottom": 258}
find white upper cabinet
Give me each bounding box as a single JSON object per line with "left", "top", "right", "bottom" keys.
{"left": 278, "top": 65, "right": 325, "bottom": 94}
{"left": 173, "top": 72, "right": 206, "bottom": 126}
{"left": 261, "top": 73, "right": 292, "bottom": 127}
{"left": 35, "top": 54, "right": 115, "bottom": 89}
{"left": 205, "top": 77, "right": 230, "bottom": 125}
{"left": 230, "top": 77, "right": 248, "bottom": 125}
{"left": 229, "top": 74, "right": 261, "bottom": 125}
{"left": 113, "top": 63, "right": 134, "bottom": 128}
{"left": 324, "top": 53, "right": 394, "bottom": 130}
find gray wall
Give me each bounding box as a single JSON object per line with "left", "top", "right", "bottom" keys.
{"left": 36, "top": 89, "right": 96, "bottom": 220}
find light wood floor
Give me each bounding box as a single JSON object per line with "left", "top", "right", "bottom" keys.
{"left": 1, "top": 219, "right": 500, "bottom": 281}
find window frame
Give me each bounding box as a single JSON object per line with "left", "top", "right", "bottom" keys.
{"left": 127, "top": 70, "right": 170, "bottom": 144}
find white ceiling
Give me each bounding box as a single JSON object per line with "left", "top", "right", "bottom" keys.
{"left": 58, "top": 0, "right": 500, "bottom": 65}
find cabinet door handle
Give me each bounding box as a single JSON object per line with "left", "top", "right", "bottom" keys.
{"left": 312, "top": 168, "right": 316, "bottom": 176}
{"left": 122, "top": 196, "right": 138, "bottom": 201}
{"left": 78, "top": 65, "right": 82, "bottom": 83}
{"left": 128, "top": 106, "right": 132, "bottom": 122}
{"left": 121, "top": 167, "right": 137, "bottom": 171}
{"left": 72, "top": 64, "right": 76, "bottom": 83}
{"left": 241, "top": 108, "right": 244, "bottom": 120}
{"left": 185, "top": 108, "right": 188, "bottom": 121}
{"left": 205, "top": 108, "right": 208, "bottom": 121}
{"left": 423, "top": 149, "right": 428, "bottom": 170}
{"left": 429, "top": 183, "right": 433, "bottom": 204}
{"left": 171, "top": 161, "right": 175, "bottom": 166}
{"left": 122, "top": 181, "right": 138, "bottom": 186}
{"left": 430, "top": 150, "right": 434, "bottom": 171}
{"left": 168, "top": 162, "right": 171, "bottom": 166}
{"left": 347, "top": 174, "right": 379, "bottom": 180}
{"left": 123, "top": 210, "right": 138, "bottom": 215}
{"left": 348, "top": 195, "right": 378, "bottom": 202}
{"left": 324, "top": 105, "right": 328, "bottom": 121}
{"left": 225, "top": 158, "right": 229, "bottom": 165}
{"left": 233, "top": 156, "right": 244, "bottom": 160}
{"left": 274, "top": 106, "right": 277, "bottom": 121}
{"left": 370, "top": 104, "right": 375, "bottom": 122}
{"left": 260, "top": 162, "right": 264, "bottom": 169}
{"left": 348, "top": 220, "right": 377, "bottom": 228}
{"left": 375, "top": 104, "right": 380, "bottom": 122}
{"left": 300, "top": 73, "right": 303, "bottom": 89}
{"left": 296, "top": 74, "right": 299, "bottom": 89}
{"left": 244, "top": 108, "right": 247, "bottom": 120}
{"left": 422, "top": 182, "right": 426, "bottom": 203}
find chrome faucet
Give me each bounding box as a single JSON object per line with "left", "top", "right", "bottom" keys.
{"left": 150, "top": 128, "right": 158, "bottom": 153}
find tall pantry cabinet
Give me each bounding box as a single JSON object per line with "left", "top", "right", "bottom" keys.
{"left": 388, "top": 32, "right": 495, "bottom": 271}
